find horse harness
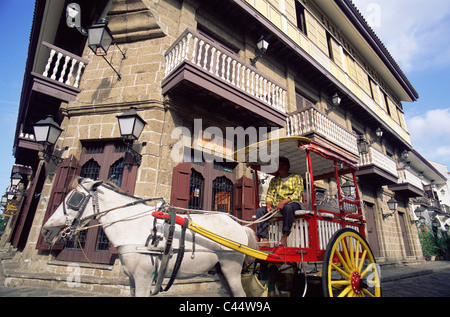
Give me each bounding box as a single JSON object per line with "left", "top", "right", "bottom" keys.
{"left": 62, "top": 182, "right": 188, "bottom": 296}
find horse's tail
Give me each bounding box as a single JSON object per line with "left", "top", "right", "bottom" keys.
{"left": 243, "top": 227, "right": 259, "bottom": 264}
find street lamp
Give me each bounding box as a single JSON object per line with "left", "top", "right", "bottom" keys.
{"left": 116, "top": 107, "right": 146, "bottom": 140}
{"left": 332, "top": 93, "right": 342, "bottom": 107}
{"left": 87, "top": 18, "right": 126, "bottom": 80}
{"left": 326, "top": 92, "right": 342, "bottom": 115}
{"left": 387, "top": 197, "right": 398, "bottom": 212}
{"left": 33, "top": 115, "right": 64, "bottom": 164}
{"left": 341, "top": 180, "right": 355, "bottom": 197}
{"left": 357, "top": 135, "right": 369, "bottom": 155}
{"left": 10, "top": 173, "right": 22, "bottom": 187}
{"left": 250, "top": 36, "right": 269, "bottom": 66}
{"left": 33, "top": 115, "right": 63, "bottom": 146}
{"left": 116, "top": 107, "right": 147, "bottom": 165}
{"left": 87, "top": 19, "right": 113, "bottom": 56}
{"left": 1, "top": 195, "right": 7, "bottom": 206}
{"left": 383, "top": 197, "right": 398, "bottom": 219}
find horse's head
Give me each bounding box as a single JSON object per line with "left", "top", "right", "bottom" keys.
{"left": 41, "top": 178, "right": 103, "bottom": 246}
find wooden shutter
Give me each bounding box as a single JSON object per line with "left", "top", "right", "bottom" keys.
{"left": 233, "top": 176, "right": 257, "bottom": 231}
{"left": 121, "top": 152, "right": 138, "bottom": 195}
{"left": 11, "top": 161, "right": 46, "bottom": 248}
{"left": 36, "top": 156, "right": 81, "bottom": 250}
{"left": 170, "top": 163, "right": 192, "bottom": 209}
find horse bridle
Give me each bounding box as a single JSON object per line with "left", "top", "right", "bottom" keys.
{"left": 60, "top": 181, "right": 165, "bottom": 240}
{"left": 60, "top": 181, "right": 98, "bottom": 239}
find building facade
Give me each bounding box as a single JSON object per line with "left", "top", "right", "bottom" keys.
{"left": 1, "top": 0, "right": 445, "bottom": 293}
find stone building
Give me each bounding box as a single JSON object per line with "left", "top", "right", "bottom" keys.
{"left": 2, "top": 0, "right": 446, "bottom": 294}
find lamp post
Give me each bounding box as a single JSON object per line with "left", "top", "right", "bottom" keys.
{"left": 116, "top": 107, "right": 146, "bottom": 165}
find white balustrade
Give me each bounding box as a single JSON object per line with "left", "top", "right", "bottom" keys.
{"left": 164, "top": 29, "right": 287, "bottom": 113}
{"left": 41, "top": 41, "right": 88, "bottom": 89}
{"left": 398, "top": 169, "right": 423, "bottom": 189}
{"left": 286, "top": 105, "right": 359, "bottom": 155}
{"left": 358, "top": 146, "right": 398, "bottom": 177}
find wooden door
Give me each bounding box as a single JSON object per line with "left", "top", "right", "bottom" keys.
{"left": 364, "top": 204, "right": 381, "bottom": 258}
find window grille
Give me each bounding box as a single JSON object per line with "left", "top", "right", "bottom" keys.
{"left": 96, "top": 228, "right": 110, "bottom": 252}
{"left": 80, "top": 159, "right": 100, "bottom": 180}
{"left": 189, "top": 169, "right": 204, "bottom": 210}
{"left": 212, "top": 176, "right": 233, "bottom": 212}
{"left": 64, "top": 230, "right": 87, "bottom": 250}
{"left": 85, "top": 143, "right": 105, "bottom": 154}
{"left": 109, "top": 158, "right": 124, "bottom": 187}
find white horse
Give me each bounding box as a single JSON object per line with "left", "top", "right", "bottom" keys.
{"left": 41, "top": 178, "right": 258, "bottom": 297}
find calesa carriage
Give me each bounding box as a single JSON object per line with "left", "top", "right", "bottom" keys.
{"left": 43, "top": 136, "right": 381, "bottom": 297}
{"left": 153, "top": 136, "right": 381, "bottom": 297}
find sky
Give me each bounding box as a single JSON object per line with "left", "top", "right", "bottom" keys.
{"left": 352, "top": 0, "right": 450, "bottom": 171}
{"left": 0, "top": 0, "right": 449, "bottom": 195}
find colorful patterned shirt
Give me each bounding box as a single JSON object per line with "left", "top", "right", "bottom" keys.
{"left": 266, "top": 174, "right": 304, "bottom": 205}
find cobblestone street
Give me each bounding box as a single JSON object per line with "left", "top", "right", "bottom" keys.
{"left": 383, "top": 271, "right": 450, "bottom": 297}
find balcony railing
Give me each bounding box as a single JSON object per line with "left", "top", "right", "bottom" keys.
{"left": 164, "top": 28, "right": 286, "bottom": 113}
{"left": 359, "top": 147, "right": 398, "bottom": 178}
{"left": 397, "top": 168, "right": 423, "bottom": 190}
{"left": 40, "top": 41, "right": 88, "bottom": 89}
{"left": 286, "top": 105, "right": 359, "bottom": 155}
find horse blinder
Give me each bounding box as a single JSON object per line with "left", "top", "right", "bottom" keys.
{"left": 67, "top": 191, "right": 88, "bottom": 211}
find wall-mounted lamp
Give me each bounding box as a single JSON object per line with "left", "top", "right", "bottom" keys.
{"left": 11, "top": 173, "right": 22, "bottom": 187}
{"left": 1, "top": 194, "right": 7, "bottom": 206}
{"left": 116, "top": 107, "right": 147, "bottom": 165}
{"left": 326, "top": 92, "right": 342, "bottom": 115}
{"left": 341, "top": 180, "right": 355, "bottom": 197}
{"left": 357, "top": 128, "right": 383, "bottom": 155}
{"left": 250, "top": 36, "right": 269, "bottom": 66}
{"left": 401, "top": 150, "right": 410, "bottom": 161}
{"left": 33, "top": 115, "right": 64, "bottom": 164}
{"left": 382, "top": 197, "right": 398, "bottom": 219}
{"left": 8, "top": 173, "right": 28, "bottom": 198}
{"left": 87, "top": 19, "right": 126, "bottom": 80}
{"left": 66, "top": 4, "right": 125, "bottom": 80}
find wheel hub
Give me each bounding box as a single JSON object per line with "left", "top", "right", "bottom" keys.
{"left": 351, "top": 271, "right": 362, "bottom": 295}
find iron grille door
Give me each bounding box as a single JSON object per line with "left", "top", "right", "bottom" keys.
{"left": 212, "top": 176, "right": 233, "bottom": 212}
{"left": 189, "top": 169, "right": 204, "bottom": 210}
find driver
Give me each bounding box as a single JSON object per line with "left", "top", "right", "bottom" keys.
{"left": 256, "top": 157, "right": 303, "bottom": 247}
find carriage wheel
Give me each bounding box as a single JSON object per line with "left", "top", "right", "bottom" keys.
{"left": 322, "top": 228, "right": 381, "bottom": 297}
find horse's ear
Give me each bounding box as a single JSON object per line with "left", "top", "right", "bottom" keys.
{"left": 82, "top": 179, "right": 103, "bottom": 191}
{"left": 90, "top": 180, "right": 103, "bottom": 191}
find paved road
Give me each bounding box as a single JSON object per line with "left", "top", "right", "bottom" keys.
{"left": 382, "top": 271, "right": 450, "bottom": 297}
{"left": 1, "top": 261, "right": 449, "bottom": 297}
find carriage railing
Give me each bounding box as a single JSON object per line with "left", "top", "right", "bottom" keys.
{"left": 268, "top": 187, "right": 364, "bottom": 256}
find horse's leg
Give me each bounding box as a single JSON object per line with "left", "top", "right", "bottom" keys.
{"left": 119, "top": 253, "right": 154, "bottom": 297}
{"left": 134, "top": 275, "right": 153, "bottom": 297}
{"left": 128, "top": 276, "right": 136, "bottom": 297}
{"left": 218, "top": 255, "right": 246, "bottom": 297}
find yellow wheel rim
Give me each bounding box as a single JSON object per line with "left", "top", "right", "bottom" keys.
{"left": 322, "top": 229, "right": 381, "bottom": 297}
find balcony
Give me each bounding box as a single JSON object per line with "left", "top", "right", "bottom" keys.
{"left": 162, "top": 28, "right": 287, "bottom": 127}
{"left": 31, "top": 41, "right": 89, "bottom": 102}
{"left": 286, "top": 105, "right": 359, "bottom": 161}
{"left": 388, "top": 168, "right": 424, "bottom": 198}
{"left": 357, "top": 146, "right": 398, "bottom": 186}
